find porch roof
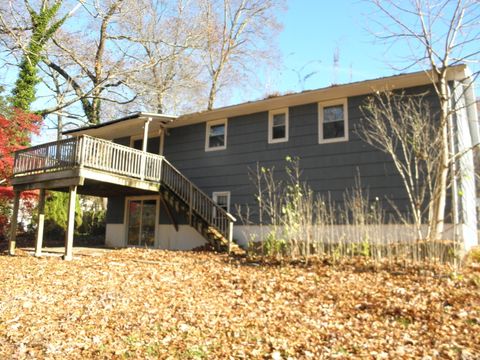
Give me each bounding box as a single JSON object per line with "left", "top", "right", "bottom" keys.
{"left": 63, "top": 112, "right": 176, "bottom": 139}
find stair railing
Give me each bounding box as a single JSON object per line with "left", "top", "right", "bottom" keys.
{"left": 160, "top": 157, "right": 236, "bottom": 250}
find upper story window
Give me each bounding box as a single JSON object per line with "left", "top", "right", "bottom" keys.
{"left": 318, "top": 99, "right": 348, "bottom": 144}
{"left": 268, "top": 108, "right": 289, "bottom": 143}
{"left": 205, "top": 119, "right": 227, "bottom": 151}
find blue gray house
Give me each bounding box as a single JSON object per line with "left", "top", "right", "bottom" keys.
{"left": 8, "top": 65, "right": 479, "bottom": 259}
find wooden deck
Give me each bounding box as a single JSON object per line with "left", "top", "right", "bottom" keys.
{"left": 9, "top": 135, "right": 237, "bottom": 259}
{"left": 12, "top": 135, "right": 162, "bottom": 193}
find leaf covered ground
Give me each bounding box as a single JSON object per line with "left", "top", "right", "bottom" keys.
{"left": 0, "top": 248, "right": 479, "bottom": 359}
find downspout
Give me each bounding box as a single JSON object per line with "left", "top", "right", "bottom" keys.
{"left": 452, "top": 68, "right": 479, "bottom": 252}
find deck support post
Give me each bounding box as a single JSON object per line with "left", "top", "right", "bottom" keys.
{"left": 63, "top": 186, "right": 77, "bottom": 261}
{"left": 34, "top": 189, "right": 46, "bottom": 257}
{"left": 140, "top": 117, "right": 152, "bottom": 180}
{"left": 228, "top": 220, "right": 233, "bottom": 255}
{"left": 8, "top": 190, "right": 20, "bottom": 256}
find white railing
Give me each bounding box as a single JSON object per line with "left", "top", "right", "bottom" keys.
{"left": 13, "top": 134, "right": 236, "bottom": 248}
{"left": 161, "top": 158, "right": 236, "bottom": 241}
{"left": 78, "top": 136, "right": 163, "bottom": 181}
{"left": 14, "top": 137, "right": 79, "bottom": 175}
{"left": 14, "top": 135, "right": 163, "bottom": 182}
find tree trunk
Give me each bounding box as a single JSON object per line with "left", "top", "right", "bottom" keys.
{"left": 430, "top": 77, "right": 450, "bottom": 240}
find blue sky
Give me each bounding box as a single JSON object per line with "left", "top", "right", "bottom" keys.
{"left": 264, "top": 0, "right": 393, "bottom": 95}
{"left": 263, "top": 0, "right": 479, "bottom": 97}
{"left": 22, "top": 0, "right": 479, "bottom": 143}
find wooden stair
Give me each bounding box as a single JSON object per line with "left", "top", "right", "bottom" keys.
{"left": 158, "top": 163, "right": 244, "bottom": 254}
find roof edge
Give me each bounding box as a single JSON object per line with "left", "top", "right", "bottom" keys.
{"left": 62, "top": 112, "right": 177, "bottom": 135}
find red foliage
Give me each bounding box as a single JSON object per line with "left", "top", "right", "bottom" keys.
{"left": 0, "top": 108, "right": 42, "bottom": 239}
{"left": 0, "top": 108, "right": 42, "bottom": 181}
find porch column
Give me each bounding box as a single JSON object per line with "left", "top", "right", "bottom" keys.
{"left": 63, "top": 186, "right": 77, "bottom": 261}
{"left": 34, "top": 189, "right": 46, "bottom": 257}
{"left": 8, "top": 190, "right": 20, "bottom": 256}
{"left": 140, "top": 117, "right": 152, "bottom": 180}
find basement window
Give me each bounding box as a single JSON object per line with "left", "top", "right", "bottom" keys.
{"left": 213, "top": 191, "right": 230, "bottom": 213}
{"left": 318, "top": 99, "right": 348, "bottom": 143}
{"left": 268, "top": 108, "right": 289, "bottom": 143}
{"left": 206, "top": 119, "right": 227, "bottom": 151}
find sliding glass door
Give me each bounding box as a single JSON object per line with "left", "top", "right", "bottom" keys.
{"left": 127, "top": 199, "right": 157, "bottom": 247}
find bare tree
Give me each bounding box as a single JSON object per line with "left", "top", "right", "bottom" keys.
{"left": 41, "top": 0, "right": 141, "bottom": 124}
{"left": 119, "top": 0, "right": 206, "bottom": 114}
{"left": 367, "top": 0, "right": 480, "bottom": 240}
{"left": 358, "top": 91, "right": 442, "bottom": 240}
{"left": 0, "top": 0, "right": 141, "bottom": 125}
{"left": 200, "top": 0, "right": 283, "bottom": 110}
{"left": 1, "top": 0, "right": 286, "bottom": 126}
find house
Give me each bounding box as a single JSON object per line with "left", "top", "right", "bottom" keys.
{"left": 8, "top": 65, "right": 479, "bottom": 260}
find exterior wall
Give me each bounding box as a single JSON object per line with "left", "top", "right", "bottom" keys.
{"left": 102, "top": 84, "right": 477, "bottom": 251}
{"left": 233, "top": 224, "right": 459, "bottom": 248}
{"left": 162, "top": 88, "right": 441, "bottom": 222}
{"left": 105, "top": 224, "right": 125, "bottom": 248}
{"left": 105, "top": 192, "right": 207, "bottom": 250}
{"left": 157, "top": 225, "right": 206, "bottom": 250}
{"left": 452, "top": 81, "right": 478, "bottom": 251}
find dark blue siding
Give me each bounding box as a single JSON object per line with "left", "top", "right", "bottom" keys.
{"left": 163, "top": 92, "right": 422, "bottom": 223}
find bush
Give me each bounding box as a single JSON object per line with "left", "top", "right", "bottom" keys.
{"left": 43, "top": 191, "right": 82, "bottom": 239}
{"left": 78, "top": 209, "right": 106, "bottom": 236}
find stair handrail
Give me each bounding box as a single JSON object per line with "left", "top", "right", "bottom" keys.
{"left": 160, "top": 157, "right": 236, "bottom": 240}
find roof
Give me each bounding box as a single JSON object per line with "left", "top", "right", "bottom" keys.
{"left": 63, "top": 112, "right": 176, "bottom": 138}
{"left": 64, "top": 64, "right": 470, "bottom": 136}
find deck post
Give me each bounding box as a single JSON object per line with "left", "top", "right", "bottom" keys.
{"left": 228, "top": 220, "right": 234, "bottom": 255}
{"left": 63, "top": 186, "right": 77, "bottom": 261}
{"left": 8, "top": 190, "right": 20, "bottom": 256}
{"left": 140, "top": 117, "right": 152, "bottom": 180}
{"left": 34, "top": 189, "right": 46, "bottom": 257}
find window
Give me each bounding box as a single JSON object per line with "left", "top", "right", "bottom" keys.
{"left": 131, "top": 136, "right": 160, "bottom": 154}
{"left": 205, "top": 119, "right": 227, "bottom": 151}
{"left": 318, "top": 99, "right": 348, "bottom": 143}
{"left": 212, "top": 191, "right": 230, "bottom": 213}
{"left": 268, "top": 108, "right": 289, "bottom": 143}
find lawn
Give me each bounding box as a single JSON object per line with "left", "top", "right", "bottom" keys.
{"left": 0, "top": 248, "right": 479, "bottom": 359}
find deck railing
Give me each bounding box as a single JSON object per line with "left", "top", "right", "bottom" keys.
{"left": 14, "top": 135, "right": 163, "bottom": 181}
{"left": 13, "top": 135, "right": 235, "bottom": 246}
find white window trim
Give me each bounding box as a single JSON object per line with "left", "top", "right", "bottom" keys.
{"left": 268, "top": 108, "right": 289, "bottom": 144}
{"left": 212, "top": 191, "right": 231, "bottom": 213}
{"left": 318, "top": 98, "right": 349, "bottom": 144}
{"left": 205, "top": 119, "right": 228, "bottom": 152}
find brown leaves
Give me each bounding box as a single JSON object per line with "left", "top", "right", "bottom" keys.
{"left": 0, "top": 249, "right": 479, "bottom": 359}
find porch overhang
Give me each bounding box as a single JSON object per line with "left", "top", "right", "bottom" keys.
{"left": 63, "top": 112, "right": 177, "bottom": 140}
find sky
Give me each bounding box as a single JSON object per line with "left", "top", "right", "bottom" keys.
{"left": 19, "top": 0, "right": 479, "bottom": 143}
{"left": 255, "top": 0, "right": 479, "bottom": 99}
{"left": 257, "top": 0, "right": 396, "bottom": 97}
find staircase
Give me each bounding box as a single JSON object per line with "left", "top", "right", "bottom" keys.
{"left": 160, "top": 158, "right": 243, "bottom": 254}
